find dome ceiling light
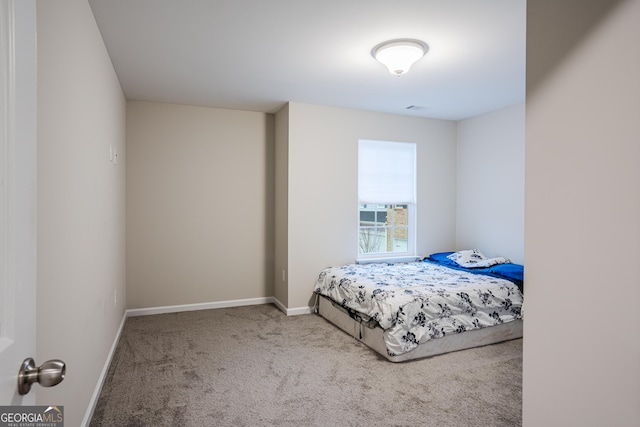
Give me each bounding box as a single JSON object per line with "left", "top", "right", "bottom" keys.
{"left": 371, "top": 39, "right": 429, "bottom": 76}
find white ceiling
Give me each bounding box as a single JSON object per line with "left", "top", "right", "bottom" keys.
{"left": 88, "top": 0, "right": 526, "bottom": 121}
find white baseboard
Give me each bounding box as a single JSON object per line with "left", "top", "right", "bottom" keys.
{"left": 286, "top": 306, "right": 314, "bottom": 316}
{"left": 272, "top": 296, "right": 313, "bottom": 316}
{"left": 127, "top": 297, "right": 313, "bottom": 318}
{"left": 271, "top": 297, "right": 288, "bottom": 314}
{"left": 126, "top": 296, "right": 276, "bottom": 317}
{"left": 81, "top": 311, "right": 127, "bottom": 427}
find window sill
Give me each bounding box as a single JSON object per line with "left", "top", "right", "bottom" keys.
{"left": 356, "top": 256, "right": 421, "bottom": 264}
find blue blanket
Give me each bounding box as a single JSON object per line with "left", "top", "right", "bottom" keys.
{"left": 424, "top": 252, "right": 524, "bottom": 293}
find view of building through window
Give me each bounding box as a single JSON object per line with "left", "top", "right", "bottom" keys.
{"left": 358, "top": 204, "right": 409, "bottom": 254}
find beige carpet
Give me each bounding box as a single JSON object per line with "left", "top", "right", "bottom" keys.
{"left": 90, "top": 304, "right": 522, "bottom": 426}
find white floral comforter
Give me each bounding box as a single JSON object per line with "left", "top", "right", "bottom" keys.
{"left": 314, "top": 261, "right": 523, "bottom": 357}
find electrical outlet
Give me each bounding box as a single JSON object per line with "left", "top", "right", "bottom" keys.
{"left": 114, "top": 290, "right": 117, "bottom": 307}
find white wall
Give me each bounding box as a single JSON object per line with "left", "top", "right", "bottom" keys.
{"left": 274, "top": 104, "right": 289, "bottom": 307}
{"left": 36, "top": 0, "right": 126, "bottom": 425}
{"left": 524, "top": 0, "right": 640, "bottom": 425}
{"left": 126, "top": 101, "right": 274, "bottom": 309}
{"left": 456, "top": 103, "right": 525, "bottom": 264}
{"left": 280, "top": 102, "right": 457, "bottom": 309}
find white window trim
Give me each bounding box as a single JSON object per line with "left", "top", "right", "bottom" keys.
{"left": 357, "top": 139, "right": 418, "bottom": 261}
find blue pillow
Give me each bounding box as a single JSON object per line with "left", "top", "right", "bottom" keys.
{"left": 426, "top": 252, "right": 458, "bottom": 267}
{"left": 487, "top": 263, "right": 524, "bottom": 282}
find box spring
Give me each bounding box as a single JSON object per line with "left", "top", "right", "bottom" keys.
{"left": 317, "top": 294, "right": 523, "bottom": 363}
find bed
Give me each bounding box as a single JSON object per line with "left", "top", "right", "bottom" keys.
{"left": 313, "top": 250, "right": 524, "bottom": 362}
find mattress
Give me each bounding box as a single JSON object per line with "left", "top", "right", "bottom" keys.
{"left": 313, "top": 260, "right": 524, "bottom": 360}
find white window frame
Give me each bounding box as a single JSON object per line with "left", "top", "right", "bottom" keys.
{"left": 357, "top": 139, "right": 417, "bottom": 262}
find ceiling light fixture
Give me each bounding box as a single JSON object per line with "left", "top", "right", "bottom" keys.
{"left": 371, "top": 39, "right": 429, "bottom": 76}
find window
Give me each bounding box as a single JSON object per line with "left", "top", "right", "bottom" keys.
{"left": 358, "top": 204, "right": 411, "bottom": 254}
{"left": 358, "top": 140, "right": 416, "bottom": 258}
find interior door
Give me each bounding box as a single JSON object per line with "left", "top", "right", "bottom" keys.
{"left": 0, "top": 0, "right": 37, "bottom": 404}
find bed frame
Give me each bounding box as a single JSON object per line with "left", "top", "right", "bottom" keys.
{"left": 317, "top": 294, "right": 523, "bottom": 363}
